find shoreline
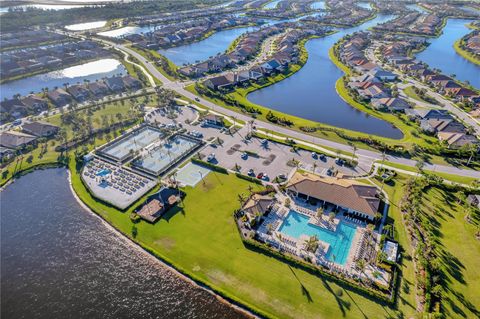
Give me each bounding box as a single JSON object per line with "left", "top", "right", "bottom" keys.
{"left": 65, "top": 168, "right": 261, "bottom": 319}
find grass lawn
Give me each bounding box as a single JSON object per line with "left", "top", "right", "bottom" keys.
{"left": 70, "top": 167, "right": 418, "bottom": 319}
{"left": 403, "top": 86, "right": 431, "bottom": 104}
{"left": 419, "top": 186, "right": 480, "bottom": 317}
{"left": 380, "top": 161, "right": 480, "bottom": 186}
{"left": 453, "top": 39, "right": 480, "bottom": 66}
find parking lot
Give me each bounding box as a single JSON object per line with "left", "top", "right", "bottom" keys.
{"left": 146, "top": 105, "right": 366, "bottom": 181}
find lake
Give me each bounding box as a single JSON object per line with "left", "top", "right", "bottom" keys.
{"left": 415, "top": 19, "right": 480, "bottom": 89}
{"left": 0, "top": 168, "right": 248, "bottom": 319}
{"left": 158, "top": 25, "right": 258, "bottom": 66}
{"left": 65, "top": 20, "right": 107, "bottom": 31}
{"left": 247, "top": 14, "right": 404, "bottom": 138}
{"left": 1, "top": 58, "right": 126, "bottom": 99}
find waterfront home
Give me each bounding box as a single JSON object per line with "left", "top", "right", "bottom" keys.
{"left": 47, "top": 88, "right": 72, "bottom": 107}
{"left": 104, "top": 76, "right": 126, "bottom": 92}
{"left": 20, "top": 95, "right": 49, "bottom": 113}
{"left": 405, "top": 109, "right": 452, "bottom": 121}
{"left": 369, "top": 69, "right": 397, "bottom": 82}
{"left": 357, "top": 83, "right": 390, "bottom": 100}
{"left": 285, "top": 171, "right": 381, "bottom": 221}
{"left": 88, "top": 81, "right": 110, "bottom": 97}
{"left": 22, "top": 121, "right": 60, "bottom": 137}
{"left": 204, "top": 75, "right": 235, "bottom": 90}
{"left": 371, "top": 97, "right": 411, "bottom": 112}
{"left": 261, "top": 59, "right": 281, "bottom": 74}
{"left": 0, "top": 131, "right": 37, "bottom": 150}
{"left": 67, "top": 84, "right": 91, "bottom": 102}
{"left": 241, "top": 193, "right": 275, "bottom": 225}
{"left": 0, "top": 99, "right": 28, "bottom": 119}
{"left": 437, "top": 132, "right": 479, "bottom": 149}
{"left": 420, "top": 118, "right": 465, "bottom": 135}
{"left": 122, "top": 75, "right": 143, "bottom": 90}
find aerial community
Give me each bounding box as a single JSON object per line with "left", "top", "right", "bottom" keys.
{"left": 0, "top": 0, "right": 479, "bottom": 318}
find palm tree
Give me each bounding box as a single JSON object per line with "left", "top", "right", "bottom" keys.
{"left": 415, "top": 160, "right": 425, "bottom": 178}
{"left": 316, "top": 206, "right": 323, "bottom": 220}
{"left": 328, "top": 212, "right": 336, "bottom": 224}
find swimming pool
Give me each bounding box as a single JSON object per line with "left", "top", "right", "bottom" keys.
{"left": 96, "top": 169, "right": 111, "bottom": 177}
{"left": 278, "top": 210, "right": 357, "bottom": 266}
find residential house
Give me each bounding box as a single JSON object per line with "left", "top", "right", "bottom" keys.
{"left": 437, "top": 132, "right": 478, "bottom": 149}
{"left": 104, "top": 76, "right": 126, "bottom": 92}
{"left": 88, "top": 81, "right": 110, "bottom": 97}
{"left": 67, "top": 84, "right": 91, "bottom": 102}
{"left": 122, "top": 75, "right": 143, "bottom": 90}
{"left": 0, "top": 131, "right": 37, "bottom": 150}
{"left": 22, "top": 121, "right": 60, "bottom": 137}
{"left": 20, "top": 95, "right": 48, "bottom": 113}
{"left": 420, "top": 119, "right": 465, "bottom": 134}
{"left": 371, "top": 97, "right": 411, "bottom": 112}
{"left": 47, "top": 88, "right": 72, "bottom": 107}
{"left": 0, "top": 99, "right": 28, "bottom": 119}
{"left": 204, "top": 75, "right": 235, "bottom": 90}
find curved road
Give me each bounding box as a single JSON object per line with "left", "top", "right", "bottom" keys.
{"left": 58, "top": 30, "right": 480, "bottom": 180}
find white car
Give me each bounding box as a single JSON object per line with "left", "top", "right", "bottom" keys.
{"left": 207, "top": 153, "right": 216, "bottom": 162}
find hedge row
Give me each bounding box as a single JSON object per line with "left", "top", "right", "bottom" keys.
{"left": 235, "top": 172, "right": 263, "bottom": 184}
{"left": 242, "top": 237, "right": 396, "bottom": 305}
{"left": 191, "top": 158, "right": 228, "bottom": 174}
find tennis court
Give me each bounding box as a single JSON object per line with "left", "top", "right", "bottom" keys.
{"left": 100, "top": 126, "right": 164, "bottom": 162}
{"left": 133, "top": 135, "right": 200, "bottom": 176}
{"left": 175, "top": 162, "right": 211, "bottom": 187}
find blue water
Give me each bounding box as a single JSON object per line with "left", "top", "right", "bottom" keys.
{"left": 159, "top": 25, "right": 258, "bottom": 66}
{"left": 279, "top": 211, "right": 357, "bottom": 265}
{"left": 357, "top": 2, "right": 371, "bottom": 10}
{"left": 416, "top": 19, "right": 480, "bottom": 89}
{"left": 311, "top": 1, "right": 326, "bottom": 10}
{"left": 264, "top": 0, "right": 281, "bottom": 9}
{"left": 0, "top": 58, "right": 126, "bottom": 99}
{"left": 247, "top": 14, "right": 404, "bottom": 138}
{"left": 96, "top": 169, "right": 111, "bottom": 177}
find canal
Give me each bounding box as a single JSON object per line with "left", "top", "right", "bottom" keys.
{"left": 0, "top": 168, "right": 248, "bottom": 319}
{"left": 415, "top": 19, "right": 480, "bottom": 89}
{"left": 247, "top": 14, "right": 404, "bottom": 138}
{"left": 158, "top": 25, "right": 258, "bottom": 66}
{"left": 1, "top": 58, "right": 126, "bottom": 99}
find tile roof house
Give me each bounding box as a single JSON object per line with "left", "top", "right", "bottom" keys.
{"left": 47, "top": 88, "right": 72, "bottom": 107}
{"left": 20, "top": 95, "right": 48, "bottom": 113}
{"left": 420, "top": 119, "right": 465, "bottom": 134}
{"left": 204, "top": 75, "right": 235, "bottom": 90}
{"left": 67, "top": 84, "right": 91, "bottom": 102}
{"left": 22, "top": 121, "right": 60, "bottom": 137}
{"left": 405, "top": 109, "right": 452, "bottom": 120}
{"left": 88, "top": 81, "right": 110, "bottom": 97}
{"left": 437, "top": 132, "right": 478, "bottom": 149}
{"left": 104, "top": 76, "right": 126, "bottom": 92}
{"left": 0, "top": 99, "right": 28, "bottom": 119}
{"left": 286, "top": 172, "right": 380, "bottom": 220}
{"left": 0, "top": 131, "right": 37, "bottom": 150}
{"left": 371, "top": 97, "right": 411, "bottom": 112}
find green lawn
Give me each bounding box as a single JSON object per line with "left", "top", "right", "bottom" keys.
{"left": 454, "top": 39, "right": 480, "bottom": 66}
{"left": 70, "top": 167, "right": 418, "bottom": 319}
{"left": 380, "top": 161, "right": 479, "bottom": 186}
{"left": 419, "top": 186, "right": 480, "bottom": 317}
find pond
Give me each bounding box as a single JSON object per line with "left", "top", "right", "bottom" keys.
{"left": 65, "top": 20, "right": 107, "bottom": 31}
{"left": 0, "top": 168, "right": 248, "bottom": 319}
{"left": 247, "top": 14, "right": 404, "bottom": 138}
{"left": 158, "top": 25, "right": 258, "bottom": 66}
{"left": 1, "top": 58, "right": 126, "bottom": 99}
{"left": 415, "top": 19, "right": 480, "bottom": 89}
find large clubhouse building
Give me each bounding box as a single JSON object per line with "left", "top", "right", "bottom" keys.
{"left": 285, "top": 172, "right": 381, "bottom": 221}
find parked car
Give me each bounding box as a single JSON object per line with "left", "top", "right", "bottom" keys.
{"left": 257, "top": 172, "right": 264, "bottom": 179}
{"left": 335, "top": 158, "right": 344, "bottom": 166}
{"left": 248, "top": 169, "right": 255, "bottom": 176}
{"left": 262, "top": 174, "right": 269, "bottom": 181}
{"left": 241, "top": 152, "right": 248, "bottom": 159}
{"left": 311, "top": 152, "right": 317, "bottom": 159}
{"left": 319, "top": 154, "right": 326, "bottom": 161}
{"left": 195, "top": 97, "right": 200, "bottom": 102}
{"left": 207, "top": 153, "right": 215, "bottom": 162}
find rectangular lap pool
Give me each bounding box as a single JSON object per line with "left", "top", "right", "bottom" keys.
{"left": 278, "top": 210, "right": 357, "bottom": 266}
{"left": 132, "top": 135, "right": 200, "bottom": 176}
